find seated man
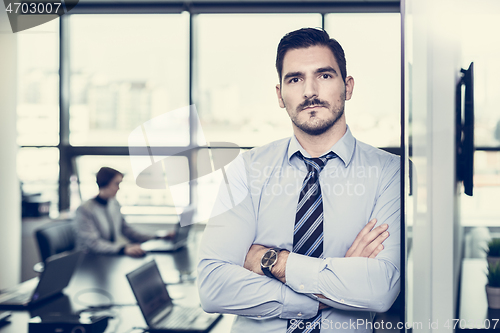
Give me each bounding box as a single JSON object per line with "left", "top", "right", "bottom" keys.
{"left": 75, "top": 167, "right": 167, "bottom": 257}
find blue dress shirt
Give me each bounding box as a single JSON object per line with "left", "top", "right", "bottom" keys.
{"left": 197, "top": 126, "right": 400, "bottom": 333}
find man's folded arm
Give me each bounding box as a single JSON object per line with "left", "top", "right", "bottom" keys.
{"left": 198, "top": 256, "right": 319, "bottom": 319}
{"left": 197, "top": 155, "right": 319, "bottom": 320}
{"left": 284, "top": 157, "right": 401, "bottom": 312}
{"left": 198, "top": 202, "right": 321, "bottom": 320}
{"left": 286, "top": 250, "right": 400, "bottom": 312}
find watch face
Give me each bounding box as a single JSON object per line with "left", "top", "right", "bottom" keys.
{"left": 261, "top": 250, "right": 278, "bottom": 268}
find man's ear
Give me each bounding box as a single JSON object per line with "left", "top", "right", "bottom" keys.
{"left": 345, "top": 76, "right": 355, "bottom": 101}
{"left": 276, "top": 84, "right": 285, "bottom": 108}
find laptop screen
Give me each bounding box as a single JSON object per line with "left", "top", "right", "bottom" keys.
{"left": 127, "top": 260, "right": 173, "bottom": 323}
{"left": 173, "top": 208, "right": 194, "bottom": 243}
{"left": 33, "top": 251, "right": 82, "bottom": 303}
{"left": 174, "top": 221, "right": 191, "bottom": 243}
{"left": 178, "top": 207, "right": 194, "bottom": 228}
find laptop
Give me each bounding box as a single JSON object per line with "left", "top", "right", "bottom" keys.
{"left": 141, "top": 209, "right": 195, "bottom": 252}
{"left": 126, "top": 260, "right": 221, "bottom": 332}
{"left": 0, "top": 251, "right": 82, "bottom": 310}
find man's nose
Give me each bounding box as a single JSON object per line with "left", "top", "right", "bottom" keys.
{"left": 303, "top": 79, "right": 318, "bottom": 99}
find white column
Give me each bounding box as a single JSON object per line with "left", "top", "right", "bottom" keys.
{"left": 429, "top": 2, "right": 462, "bottom": 329}
{"left": 0, "top": 9, "right": 21, "bottom": 289}
{"left": 407, "top": 0, "right": 462, "bottom": 331}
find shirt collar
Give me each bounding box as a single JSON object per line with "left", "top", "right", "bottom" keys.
{"left": 287, "top": 125, "right": 355, "bottom": 168}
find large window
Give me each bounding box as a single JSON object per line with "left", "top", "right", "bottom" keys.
{"left": 17, "top": 19, "right": 59, "bottom": 146}
{"left": 69, "top": 14, "right": 190, "bottom": 146}
{"left": 17, "top": 19, "right": 60, "bottom": 216}
{"left": 17, "top": 5, "right": 401, "bottom": 221}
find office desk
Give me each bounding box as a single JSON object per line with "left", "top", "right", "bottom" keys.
{"left": 0, "top": 252, "right": 234, "bottom": 333}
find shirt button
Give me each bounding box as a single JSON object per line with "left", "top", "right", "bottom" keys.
{"left": 340, "top": 299, "right": 345, "bottom": 303}
{"left": 258, "top": 316, "right": 261, "bottom": 318}
{"left": 299, "top": 285, "right": 304, "bottom": 290}
{"left": 298, "top": 313, "right": 302, "bottom": 317}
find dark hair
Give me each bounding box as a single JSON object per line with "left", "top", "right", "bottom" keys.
{"left": 96, "top": 167, "right": 123, "bottom": 189}
{"left": 276, "top": 27, "right": 347, "bottom": 84}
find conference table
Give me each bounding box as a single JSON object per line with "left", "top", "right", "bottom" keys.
{"left": 0, "top": 244, "right": 234, "bottom": 333}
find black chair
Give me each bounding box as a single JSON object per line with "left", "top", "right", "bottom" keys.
{"left": 34, "top": 221, "right": 76, "bottom": 272}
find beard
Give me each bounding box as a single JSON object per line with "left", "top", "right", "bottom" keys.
{"left": 285, "top": 96, "right": 345, "bottom": 136}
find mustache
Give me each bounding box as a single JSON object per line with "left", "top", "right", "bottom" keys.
{"left": 297, "top": 98, "right": 330, "bottom": 111}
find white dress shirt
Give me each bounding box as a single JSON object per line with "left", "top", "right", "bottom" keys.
{"left": 198, "top": 126, "right": 400, "bottom": 332}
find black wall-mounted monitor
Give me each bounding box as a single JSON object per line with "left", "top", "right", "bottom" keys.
{"left": 456, "top": 62, "right": 474, "bottom": 196}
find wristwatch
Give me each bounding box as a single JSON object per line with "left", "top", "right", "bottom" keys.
{"left": 260, "top": 248, "right": 282, "bottom": 279}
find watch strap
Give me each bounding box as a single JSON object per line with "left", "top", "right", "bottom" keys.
{"left": 262, "top": 266, "right": 274, "bottom": 279}
{"left": 261, "top": 248, "right": 282, "bottom": 279}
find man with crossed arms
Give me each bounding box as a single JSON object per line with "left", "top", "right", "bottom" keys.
{"left": 198, "top": 28, "right": 400, "bottom": 332}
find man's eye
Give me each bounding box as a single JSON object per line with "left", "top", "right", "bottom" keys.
{"left": 288, "top": 78, "right": 299, "bottom": 83}
{"left": 321, "top": 74, "right": 332, "bottom": 79}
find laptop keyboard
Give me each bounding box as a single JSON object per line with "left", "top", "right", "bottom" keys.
{"left": 157, "top": 306, "right": 204, "bottom": 329}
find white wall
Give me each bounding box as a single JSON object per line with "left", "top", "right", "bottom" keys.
{"left": 0, "top": 9, "right": 21, "bottom": 289}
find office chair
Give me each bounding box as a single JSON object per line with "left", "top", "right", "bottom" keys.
{"left": 34, "top": 221, "right": 76, "bottom": 272}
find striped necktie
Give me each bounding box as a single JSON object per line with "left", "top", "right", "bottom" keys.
{"left": 287, "top": 151, "right": 336, "bottom": 333}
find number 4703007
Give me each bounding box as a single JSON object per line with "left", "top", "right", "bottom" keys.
{"left": 5, "top": 2, "right": 62, "bottom": 14}
{"left": 444, "top": 318, "right": 499, "bottom": 329}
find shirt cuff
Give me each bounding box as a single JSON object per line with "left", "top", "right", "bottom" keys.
{"left": 280, "top": 285, "right": 319, "bottom": 320}
{"left": 285, "top": 252, "right": 324, "bottom": 294}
